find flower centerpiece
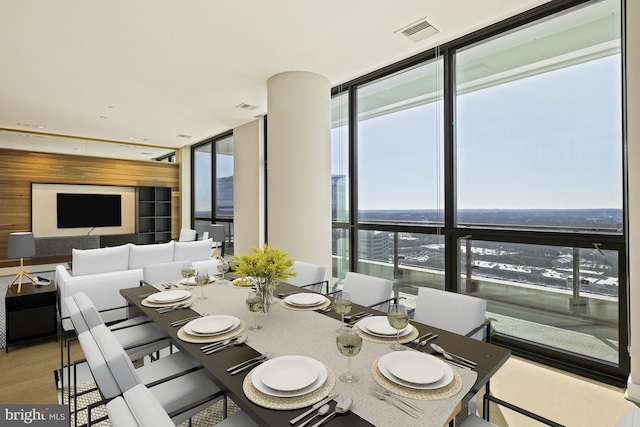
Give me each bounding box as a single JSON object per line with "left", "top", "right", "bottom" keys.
{"left": 232, "top": 244, "right": 296, "bottom": 314}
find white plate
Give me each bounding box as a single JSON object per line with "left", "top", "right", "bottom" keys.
{"left": 184, "top": 315, "right": 240, "bottom": 336}
{"left": 378, "top": 352, "right": 453, "bottom": 390}
{"left": 180, "top": 276, "right": 216, "bottom": 285}
{"left": 231, "top": 277, "right": 254, "bottom": 287}
{"left": 252, "top": 356, "right": 327, "bottom": 397}
{"left": 284, "top": 293, "right": 327, "bottom": 307}
{"left": 385, "top": 351, "right": 445, "bottom": 384}
{"left": 146, "top": 290, "right": 192, "bottom": 303}
{"left": 358, "top": 316, "right": 411, "bottom": 337}
{"left": 259, "top": 358, "right": 319, "bottom": 391}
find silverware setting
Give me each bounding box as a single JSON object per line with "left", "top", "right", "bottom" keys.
{"left": 343, "top": 311, "right": 366, "bottom": 322}
{"left": 315, "top": 305, "right": 333, "bottom": 313}
{"left": 371, "top": 388, "right": 421, "bottom": 418}
{"left": 411, "top": 332, "right": 433, "bottom": 345}
{"left": 309, "top": 397, "right": 352, "bottom": 427}
{"left": 138, "top": 291, "right": 158, "bottom": 299}
{"left": 430, "top": 343, "right": 476, "bottom": 367}
{"left": 289, "top": 394, "right": 339, "bottom": 425}
{"left": 204, "top": 336, "right": 247, "bottom": 354}
{"left": 170, "top": 314, "right": 206, "bottom": 327}
{"left": 156, "top": 302, "right": 192, "bottom": 313}
{"left": 200, "top": 337, "right": 235, "bottom": 351}
{"left": 227, "top": 352, "right": 273, "bottom": 375}
{"left": 419, "top": 333, "right": 439, "bottom": 346}
{"left": 373, "top": 386, "right": 424, "bottom": 414}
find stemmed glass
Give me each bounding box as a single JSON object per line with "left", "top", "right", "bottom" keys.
{"left": 217, "top": 258, "right": 230, "bottom": 281}
{"left": 387, "top": 303, "right": 409, "bottom": 351}
{"left": 181, "top": 263, "right": 195, "bottom": 285}
{"left": 195, "top": 270, "right": 209, "bottom": 299}
{"left": 245, "top": 290, "right": 263, "bottom": 330}
{"left": 333, "top": 292, "right": 352, "bottom": 330}
{"left": 336, "top": 326, "right": 362, "bottom": 383}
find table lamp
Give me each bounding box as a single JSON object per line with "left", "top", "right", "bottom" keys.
{"left": 7, "top": 231, "right": 37, "bottom": 293}
{"left": 209, "top": 224, "right": 226, "bottom": 259}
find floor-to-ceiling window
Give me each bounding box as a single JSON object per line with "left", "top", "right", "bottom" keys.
{"left": 192, "top": 132, "right": 235, "bottom": 254}
{"left": 331, "top": 0, "right": 625, "bottom": 383}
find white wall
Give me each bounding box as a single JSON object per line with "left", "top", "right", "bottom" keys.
{"left": 31, "top": 183, "right": 135, "bottom": 237}
{"left": 179, "top": 146, "right": 191, "bottom": 230}
{"left": 626, "top": 0, "right": 640, "bottom": 401}
{"left": 233, "top": 118, "right": 266, "bottom": 254}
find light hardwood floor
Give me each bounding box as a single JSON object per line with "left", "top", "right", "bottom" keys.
{"left": 0, "top": 336, "right": 636, "bottom": 426}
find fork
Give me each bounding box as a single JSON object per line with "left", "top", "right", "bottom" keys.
{"left": 373, "top": 387, "right": 423, "bottom": 414}
{"left": 370, "top": 389, "right": 419, "bottom": 418}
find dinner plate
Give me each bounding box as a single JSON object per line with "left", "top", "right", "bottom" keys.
{"left": 378, "top": 352, "right": 453, "bottom": 390}
{"left": 252, "top": 356, "right": 327, "bottom": 397}
{"left": 358, "top": 316, "right": 411, "bottom": 337}
{"left": 231, "top": 277, "right": 254, "bottom": 287}
{"left": 184, "top": 315, "right": 240, "bottom": 336}
{"left": 284, "top": 293, "right": 327, "bottom": 307}
{"left": 180, "top": 276, "right": 216, "bottom": 286}
{"left": 385, "top": 351, "right": 445, "bottom": 384}
{"left": 146, "top": 289, "right": 192, "bottom": 303}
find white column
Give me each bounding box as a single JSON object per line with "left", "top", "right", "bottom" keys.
{"left": 266, "top": 71, "right": 332, "bottom": 281}
{"left": 178, "top": 146, "right": 191, "bottom": 232}
{"left": 626, "top": 0, "right": 640, "bottom": 403}
{"left": 233, "top": 118, "right": 266, "bottom": 254}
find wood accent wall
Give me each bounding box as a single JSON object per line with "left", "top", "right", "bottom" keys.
{"left": 0, "top": 148, "right": 180, "bottom": 269}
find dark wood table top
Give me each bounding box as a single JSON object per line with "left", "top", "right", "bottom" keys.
{"left": 120, "top": 282, "right": 510, "bottom": 427}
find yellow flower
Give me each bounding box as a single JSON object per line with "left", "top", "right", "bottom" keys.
{"left": 232, "top": 244, "right": 296, "bottom": 284}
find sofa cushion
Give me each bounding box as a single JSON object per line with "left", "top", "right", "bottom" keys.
{"left": 129, "top": 241, "right": 175, "bottom": 270}
{"left": 173, "top": 239, "right": 212, "bottom": 262}
{"left": 72, "top": 244, "right": 130, "bottom": 276}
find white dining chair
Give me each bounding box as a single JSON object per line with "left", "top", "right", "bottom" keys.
{"left": 288, "top": 260, "right": 328, "bottom": 293}
{"left": 413, "top": 287, "right": 487, "bottom": 340}
{"left": 107, "top": 383, "right": 258, "bottom": 427}
{"left": 340, "top": 272, "right": 394, "bottom": 312}
{"left": 82, "top": 324, "right": 226, "bottom": 426}
{"left": 179, "top": 228, "right": 197, "bottom": 242}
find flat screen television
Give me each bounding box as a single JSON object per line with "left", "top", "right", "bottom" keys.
{"left": 56, "top": 193, "right": 122, "bottom": 229}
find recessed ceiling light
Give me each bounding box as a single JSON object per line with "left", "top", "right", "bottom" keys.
{"left": 140, "top": 152, "right": 154, "bottom": 155}
{"left": 176, "top": 134, "right": 192, "bottom": 138}
{"left": 99, "top": 116, "right": 108, "bottom": 119}
{"left": 127, "top": 137, "right": 148, "bottom": 142}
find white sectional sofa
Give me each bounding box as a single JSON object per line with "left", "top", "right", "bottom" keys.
{"left": 57, "top": 239, "right": 215, "bottom": 330}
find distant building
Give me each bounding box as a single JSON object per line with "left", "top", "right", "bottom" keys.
{"left": 359, "top": 230, "right": 390, "bottom": 262}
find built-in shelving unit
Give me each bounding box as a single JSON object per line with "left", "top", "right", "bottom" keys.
{"left": 137, "top": 186, "right": 172, "bottom": 244}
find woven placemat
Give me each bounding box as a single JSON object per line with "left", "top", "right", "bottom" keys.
{"left": 141, "top": 293, "right": 196, "bottom": 307}
{"left": 354, "top": 324, "right": 419, "bottom": 344}
{"left": 177, "top": 321, "right": 246, "bottom": 343}
{"left": 371, "top": 356, "right": 462, "bottom": 400}
{"left": 243, "top": 366, "right": 335, "bottom": 410}
{"left": 279, "top": 299, "right": 331, "bottom": 311}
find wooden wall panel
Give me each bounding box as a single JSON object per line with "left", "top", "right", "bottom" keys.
{"left": 0, "top": 148, "right": 180, "bottom": 268}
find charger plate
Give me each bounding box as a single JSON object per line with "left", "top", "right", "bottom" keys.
{"left": 371, "top": 356, "right": 463, "bottom": 401}
{"left": 177, "top": 320, "right": 246, "bottom": 343}
{"left": 280, "top": 299, "right": 331, "bottom": 311}
{"left": 355, "top": 323, "right": 419, "bottom": 344}
{"left": 243, "top": 365, "right": 335, "bottom": 410}
{"left": 142, "top": 293, "right": 196, "bottom": 307}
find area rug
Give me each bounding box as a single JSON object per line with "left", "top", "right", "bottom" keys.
{"left": 59, "top": 377, "right": 240, "bottom": 426}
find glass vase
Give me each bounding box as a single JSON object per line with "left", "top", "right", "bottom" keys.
{"left": 255, "top": 279, "right": 275, "bottom": 314}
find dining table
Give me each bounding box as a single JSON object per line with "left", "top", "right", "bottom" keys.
{"left": 120, "top": 278, "right": 510, "bottom": 427}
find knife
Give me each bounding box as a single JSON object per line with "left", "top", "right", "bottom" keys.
{"left": 226, "top": 353, "right": 268, "bottom": 372}
{"left": 289, "top": 394, "right": 339, "bottom": 425}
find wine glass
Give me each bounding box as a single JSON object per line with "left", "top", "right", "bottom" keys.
{"left": 181, "top": 263, "right": 195, "bottom": 285}
{"left": 217, "top": 258, "right": 230, "bottom": 281}
{"left": 387, "top": 303, "right": 409, "bottom": 351}
{"left": 195, "top": 270, "right": 209, "bottom": 299}
{"left": 245, "top": 290, "right": 263, "bottom": 330}
{"left": 333, "top": 292, "right": 352, "bottom": 330}
{"left": 336, "top": 326, "right": 362, "bottom": 383}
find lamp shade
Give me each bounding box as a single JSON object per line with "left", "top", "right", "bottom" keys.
{"left": 209, "top": 224, "right": 226, "bottom": 243}
{"left": 7, "top": 232, "right": 36, "bottom": 259}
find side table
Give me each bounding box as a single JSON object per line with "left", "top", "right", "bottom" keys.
{"left": 5, "top": 281, "right": 58, "bottom": 352}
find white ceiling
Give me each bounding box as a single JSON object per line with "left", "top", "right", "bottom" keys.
{"left": 0, "top": 0, "right": 550, "bottom": 161}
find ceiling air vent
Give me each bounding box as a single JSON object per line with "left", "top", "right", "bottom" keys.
{"left": 236, "top": 103, "right": 258, "bottom": 111}
{"left": 397, "top": 17, "right": 440, "bottom": 43}
{"left": 176, "top": 134, "right": 192, "bottom": 138}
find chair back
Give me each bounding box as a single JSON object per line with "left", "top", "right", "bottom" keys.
{"left": 74, "top": 292, "right": 106, "bottom": 329}
{"left": 77, "top": 330, "right": 122, "bottom": 400}
{"left": 178, "top": 228, "right": 197, "bottom": 242}
{"left": 288, "top": 261, "right": 326, "bottom": 293}
{"left": 616, "top": 407, "right": 640, "bottom": 427}
{"left": 342, "top": 272, "right": 394, "bottom": 312}
{"left": 143, "top": 260, "right": 187, "bottom": 284}
{"left": 92, "top": 324, "right": 142, "bottom": 393}
{"left": 64, "top": 295, "right": 90, "bottom": 334}
{"left": 413, "top": 287, "right": 487, "bottom": 340}
{"left": 107, "top": 384, "right": 175, "bottom": 427}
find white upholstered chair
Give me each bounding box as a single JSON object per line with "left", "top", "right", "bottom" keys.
{"left": 179, "top": 228, "right": 197, "bottom": 242}
{"left": 341, "top": 272, "right": 394, "bottom": 312}
{"left": 413, "top": 287, "right": 487, "bottom": 340}
{"left": 288, "top": 260, "right": 327, "bottom": 293}
{"left": 107, "top": 384, "right": 257, "bottom": 427}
